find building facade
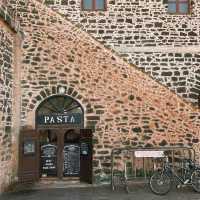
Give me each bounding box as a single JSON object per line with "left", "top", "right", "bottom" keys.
{"left": 40, "top": 0, "right": 200, "bottom": 106}
{"left": 0, "top": 0, "right": 199, "bottom": 192}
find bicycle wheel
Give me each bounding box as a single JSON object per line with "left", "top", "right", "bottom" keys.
{"left": 149, "top": 171, "right": 171, "bottom": 195}
{"left": 191, "top": 170, "right": 200, "bottom": 192}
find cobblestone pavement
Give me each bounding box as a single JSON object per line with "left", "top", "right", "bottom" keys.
{"left": 0, "top": 184, "right": 200, "bottom": 200}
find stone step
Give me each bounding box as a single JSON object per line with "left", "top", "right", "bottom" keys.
{"left": 11, "top": 180, "right": 94, "bottom": 192}
{"left": 33, "top": 179, "right": 92, "bottom": 189}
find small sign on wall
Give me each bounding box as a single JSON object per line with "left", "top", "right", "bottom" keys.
{"left": 135, "top": 150, "right": 164, "bottom": 158}
{"left": 23, "top": 140, "right": 35, "bottom": 155}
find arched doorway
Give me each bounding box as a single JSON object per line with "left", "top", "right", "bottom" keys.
{"left": 18, "top": 95, "right": 92, "bottom": 183}
{"left": 36, "top": 95, "right": 84, "bottom": 129}
{"left": 36, "top": 95, "right": 84, "bottom": 180}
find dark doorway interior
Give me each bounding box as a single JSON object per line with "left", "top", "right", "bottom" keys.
{"left": 39, "top": 129, "right": 81, "bottom": 179}
{"left": 19, "top": 128, "right": 93, "bottom": 184}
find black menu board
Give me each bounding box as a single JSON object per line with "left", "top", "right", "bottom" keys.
{"left": 41, "top": 144, "right": 57, "bottom": 177}
{"left": 63, "top": 144, "right": 80, "bottom": 176}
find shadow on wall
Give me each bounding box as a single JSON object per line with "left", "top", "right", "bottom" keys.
{"left": 198, "top": 93, "right": 200, "bottom": 109}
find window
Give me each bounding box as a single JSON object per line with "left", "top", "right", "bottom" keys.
{"left": 168, "top": 0, "right": 190, "bottom": 14}
{"left": 82, "top": 0, "right": 106, "bottom": 11}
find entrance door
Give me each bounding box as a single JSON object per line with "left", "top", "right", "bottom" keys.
{"left": 38, "top": 129, "right": 93, "bottom": 183}
{"left": 39, "top": 129, "right": 81, "bottom": 179}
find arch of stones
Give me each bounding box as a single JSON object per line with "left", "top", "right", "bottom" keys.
{"left": 25, "top": 85, "right": 100, "bottom": 130}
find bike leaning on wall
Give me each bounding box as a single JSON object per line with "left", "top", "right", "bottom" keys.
{"left": 149, "top": 157, "right": 200, "bottom": 195}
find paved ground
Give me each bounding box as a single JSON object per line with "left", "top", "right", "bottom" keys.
{"left": 0, "top": 184, "right": 200, "bottom": 200}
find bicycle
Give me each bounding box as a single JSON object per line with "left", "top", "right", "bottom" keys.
{"left": 149, "top": 157, "right": 200, "bottom": 195}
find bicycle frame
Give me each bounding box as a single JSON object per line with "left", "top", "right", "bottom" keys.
{"left": 149, "top": 157, "right": 200, "bottom": 195}
{"left": 161, "top": 161, "right": 195, "bottom": 185}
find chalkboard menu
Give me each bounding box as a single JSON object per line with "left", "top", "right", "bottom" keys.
{"left": 63, "top": 144, "right": 80, "bottom": 176}
{"left": 41, "top": 144, "right": 57, "bottom": 177}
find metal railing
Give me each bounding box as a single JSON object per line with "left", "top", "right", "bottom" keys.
{"left": 111, "top": 146, "right": 195, "bottom": 191}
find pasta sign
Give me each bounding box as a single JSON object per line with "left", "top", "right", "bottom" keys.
{"left": 37, "top": 113, "right": 82, "bottom": 125}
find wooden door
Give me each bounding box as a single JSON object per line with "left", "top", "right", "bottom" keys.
{"left": 80, "top": 129, "right": 93, "bottom": 184}
{"left": 18, "top": 129, "right": 39, "bottom": 183}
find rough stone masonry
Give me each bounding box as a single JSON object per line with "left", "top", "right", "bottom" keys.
{"left": 0, "top": 0, "right": 199, "bottom": 192}
{"left": 40, "top": 0, "right": 200, "bottom": 106}
{"left": 0, "top": 20, "right": 15, "bottom": 192}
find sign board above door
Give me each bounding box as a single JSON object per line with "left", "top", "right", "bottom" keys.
{"left": 37, "top": 113, "right": 82, "bottom": 127}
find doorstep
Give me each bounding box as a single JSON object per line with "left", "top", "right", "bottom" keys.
{"left": 33, "top": 179, "right": 92, "bottom": 190}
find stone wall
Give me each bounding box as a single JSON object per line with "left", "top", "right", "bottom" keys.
{"left": 1, "top": 0, "right": 200, "bottom": 185}
{"left": 127, "top": 51, "right": 200, "bottom": 104}
{"left": 0, "top": 20, "right": 15, "bottom": 192}
{"left": 38, "top": 0, "right": 200, "bottom": 106}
